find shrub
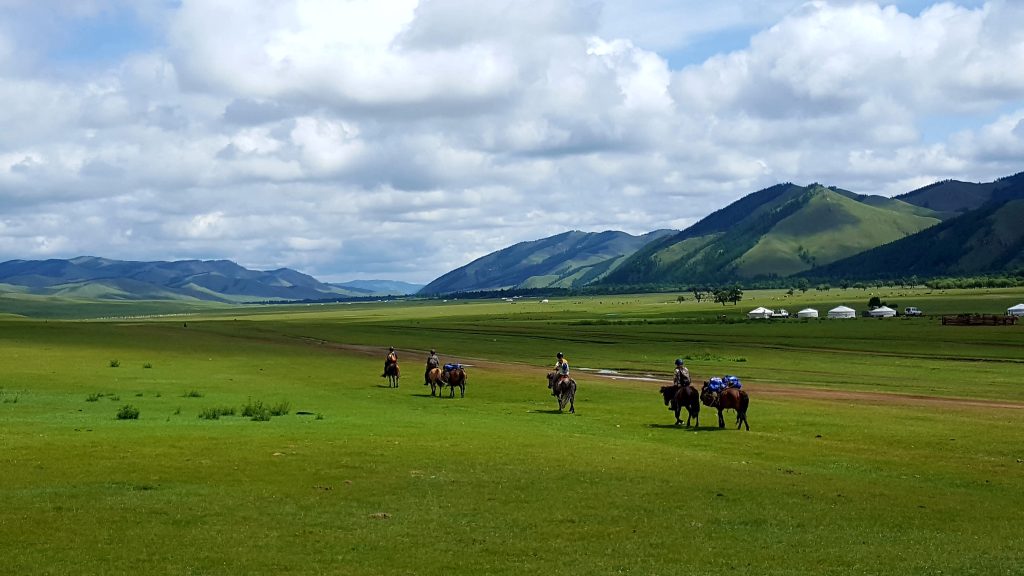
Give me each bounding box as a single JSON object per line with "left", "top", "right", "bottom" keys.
{"left": 143, "top": 363, "right": 153, "bottom": 369}
{"left": 86, "top": 393, "right": 102, "bottom": 402}
{"left": 116, "top": 405, "right": 140, "bottom": 420}
{"left": 183, "top": 390, "right": 203, "bottom": 398}
{"left": 109, "top": 359, "right": 120, "bottom": 368}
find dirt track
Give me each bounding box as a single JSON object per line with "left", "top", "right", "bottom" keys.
{"left": 311, "top": 340, "right": 1024, "bottom": 411}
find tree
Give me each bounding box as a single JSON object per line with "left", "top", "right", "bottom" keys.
{"left": 868, "top": 296, "right": 882, "bottom": 308}
{"left": 728, "top": 284, "right": 743, "bottom": 305}
{"left": 796, "top": 278, "right": 810, "bottom": 293}
{"left": 713, "top": 289, "right": 730, "bottom": 306}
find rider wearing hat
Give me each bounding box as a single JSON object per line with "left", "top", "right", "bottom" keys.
{"left": 382, "top": 346, "right": 398, "bottom": 377}
{"left": 424, "top": 349, "right": 440, "bottom": 385}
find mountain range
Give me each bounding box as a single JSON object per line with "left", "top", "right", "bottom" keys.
{"left": 2, "top": 172, "right": 1021, "bottom": 302}
{"left": 0, "top": 257, "right": 421, "bottom": 303}
{"left": 424, "top": 171, "right": 1024, "bottom": 293}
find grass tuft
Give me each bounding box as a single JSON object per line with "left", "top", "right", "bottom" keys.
{"left": 109, "top": 359, "right": 120, "bottom": 368}
{"left": 183, "top": 390, "right": 203, "bottom": 398}
{"left": 198, "top": 406, "right": 236, "bottom": 420}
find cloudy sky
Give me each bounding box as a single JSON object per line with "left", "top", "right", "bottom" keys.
{"left": 1, "top": 0, "right": 1022, "bottom": 283}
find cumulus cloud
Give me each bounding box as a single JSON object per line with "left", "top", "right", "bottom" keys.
{"left": 0, "top": 0, "right": 1022, "bottom": 282}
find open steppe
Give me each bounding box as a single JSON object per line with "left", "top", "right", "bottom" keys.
{"left": 2, "top": 287, "right": 1022, "bottom": 575}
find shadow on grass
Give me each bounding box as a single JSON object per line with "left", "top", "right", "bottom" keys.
{"left": 531, "top": 408, "right": 573, "bottom": 415}
{"left": 647, "top": 423, "right": 723, "bottom": 431}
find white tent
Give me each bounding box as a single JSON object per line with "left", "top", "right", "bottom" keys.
{"left": 1009, "top": 303, "right": 1024, "bottom": 316}
{"left": 747, "top": 306, "right": 773, "bottom": 320}
{"left": 828, "top": 305, "right": 856, "bottom": 319}
{"left": 796, "top": 308, "right": 819, "bottom": 319}
{"left": 868, "top": 305, "right": 897, "bottom": 318}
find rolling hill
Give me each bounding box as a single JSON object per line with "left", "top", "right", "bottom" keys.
{"left": 806, "top": 175, "right": 1024, "bottom": 280}
{"left": 0, "top": 257, "right": 366, "bottom": 303}
{"left": 600, "top": 183, "right": 941, "bottom": 286}
{"left": 419, "top": 229, "right": 675, "bottom": 295}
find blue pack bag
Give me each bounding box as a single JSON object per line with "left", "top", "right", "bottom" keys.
{"left": 444, "top": 363, "right": 462, "bottom": 371}
{"left": 708, "top": 377, "right": 725, "bottom": 391}
{"left": 724, "top": 375, "right": 742, "bottom": 389}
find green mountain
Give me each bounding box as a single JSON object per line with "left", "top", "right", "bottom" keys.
{"left": 419, "top": 229, "right": 675, "bottom": 295}
{"left": 806, "top": 175, "right": 1024, "bottom": 280}
{"left": 0, "top": 257, "right": 366, "bottom": 302}
{"left": 601, "top": 183, "right": 941, "bottom": 285}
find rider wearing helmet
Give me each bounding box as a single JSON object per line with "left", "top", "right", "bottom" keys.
{"left": 552, "top": 352, "right": 570, "bottom": 396}
{"left": 673, "top": 358, "right": 690, "bottom": 386}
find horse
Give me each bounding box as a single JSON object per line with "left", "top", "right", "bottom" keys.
{"left": 426, "top": 367, "right": 445, "bottom": 396}
{"left": 700, "top": 381, "right": 749, "bottom": 430}
{"left": 444, "top": 367, "right": 467, "bottom": 398}
{"left": 384, "top": 361, "right": 400, "bottom": 388}
{"left": 659, "top": 383, "right": 700, "bottom": 427}
{"left": 546, "top": 372, "right": 576, "bottom": 414}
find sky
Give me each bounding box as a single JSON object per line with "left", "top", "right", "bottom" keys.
{"left": 0, "top": 0, "right": 1022, "bottom": 283}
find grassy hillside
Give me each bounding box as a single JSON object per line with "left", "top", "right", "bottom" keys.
{"left": 420, "top": 229, "right": 674, "bottom": 294}
{"left": 604, "top": 185, "right": 940, "bottom": 285}
{"left": 811, "top": 197, "right": 1024, "bottom": 280}
{"left": 737, "top": 190, "right": 939, "bottom": 276}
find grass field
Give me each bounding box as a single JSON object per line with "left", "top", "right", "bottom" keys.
{"left": 1, "top": 288, "right": 1022, "bottom": 575}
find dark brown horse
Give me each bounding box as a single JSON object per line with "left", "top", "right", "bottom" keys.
{"left": 384, "top": 361, "right": 400, "bottom": 388}
{"left": 660, "top": 383, "right": 700, "bottom": 427}
{"left": 546, "top": 372, "right": 576, "bottom": 414}
{"left": 700, "top": 382, "right": 749, "bottom": 430}
{"left": 444, "top": 367, "right": 467, "bottom": 398}
{"left": 426, "top": 367, "right": 444, "bottom": 396}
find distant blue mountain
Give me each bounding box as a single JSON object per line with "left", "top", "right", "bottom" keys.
{"left": 0, "top": 256, "right": 363, "bottom": 302}
{"left": 331, "top": 279, "right": 424, "bottom": 296}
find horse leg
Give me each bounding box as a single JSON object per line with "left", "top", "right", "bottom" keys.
{"left": 568, "top": 393, "right": 575, "bottom": 414}
{"left": 459, "top": 383, "right": 464, "bottom": 398}
{"left": 717, "top": 407, "right": 725, "bottom": 429}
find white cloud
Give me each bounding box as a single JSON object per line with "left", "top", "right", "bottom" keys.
{"left": 0, "top": 1, "right": 1022, "bottom": 283}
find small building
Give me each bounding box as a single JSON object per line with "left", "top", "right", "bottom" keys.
{"left": 868, "top": 305, "right": 897, "bottom": 318}
{"left": 827, "top": 305, "right": 856, "bottom": 319}
{"left": 747, "top": 306, "right": 773, "bottom": 320}
{"left": 1008, "top": 303, "right": 1024, "bottom": 317}
{"left": 796, "top": 308, "right": 819, "bottom": 319}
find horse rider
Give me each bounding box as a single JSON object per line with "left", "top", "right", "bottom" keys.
{"left": 552, "top": 352, "right": 570, "bottom": 396}
{"left": 424, "top": 349, "right": 440, "bottom": 385}
{"left": 673, "top": 358, "right": 690, "bottom": 386}
{"left": 381, "top": 346, "right": 398, "bottom": 377}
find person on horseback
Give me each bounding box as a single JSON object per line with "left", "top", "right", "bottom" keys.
{"left": 673, "top": 358, "right": 690, "bottom": 386}
{"left": 424, "top": 349, "right": 440, "bottom": 385}
{"left": 382, "top": 346, "right": 398, "bottom": 377}
{"left": 552, "top": 352, "right": 569, "bottom": 396}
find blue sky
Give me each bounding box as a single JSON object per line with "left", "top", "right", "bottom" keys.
{"left": 0, "top": 0, "right": 1022, "bottom": 282}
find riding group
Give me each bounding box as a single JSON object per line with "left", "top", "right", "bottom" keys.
{"left": 381, "top": 346, "right": 466, "bottom": 398}
{"left": 382, "top": 348, "right": 750, "bottom": 429}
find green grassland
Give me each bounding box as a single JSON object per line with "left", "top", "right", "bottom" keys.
{"left": 1, "top": 288, "right": 1023, "bottom": 575}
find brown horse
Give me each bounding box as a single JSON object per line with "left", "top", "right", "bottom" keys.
{"left": 700, "top": 382, "right": 749, "bottom": 430}
{"left": 384, "top": 362, "right": 400, "bottom": 388}
{"left": 426, "top": 367, "right": 444, "bottom": 396}
{"left": 444, "top": 367, "right": 467, "bottom": 398}
{"left": 660, "top": 383, "right": 700, "bottom": 427}
{"left": 546, "top": 372, "right": 576, "bottom": 414}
